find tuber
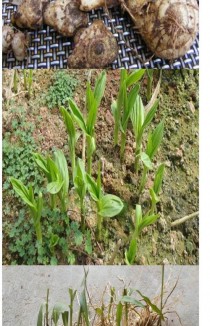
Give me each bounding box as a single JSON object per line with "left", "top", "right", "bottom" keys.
{"left": 43, "top": 0, "right": 88, "bottom": 37}
{"left": 2, "top": 26, "right": 15, "bottom": 54}
{"left": 67, "top": 20, "right": 118, "bottom": 68}
{"left": 11, "top": 31, "right": 28, "bottom": 61}
{"left": 80, "top": 0, "right": 199, "bottom": 60}
{"left": 80, "top": 0, "right": 119, "bottom": 11}
{"left": 11, "top": 0, "right": 49, "bottom": 29}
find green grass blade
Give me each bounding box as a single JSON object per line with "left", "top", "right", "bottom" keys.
{"left": 116, "top": 302, "right": 123, "bottom": 326}
{"left": 136, "top": 291, "right": 164, "bottom": 320}
{"left": 122, "top": 84, "right": 140, "bottom": 130}
{"left": 121, "top": 296, "right": 145, "bottom": 308}
{"left": 139, "top": 214, "right": 160, "bottom": 232}
{"left": 94, "top": 71, "right": 107, "bottom": 107}
{"left": 37, "top": 303, "right": 46, "bottom": 326}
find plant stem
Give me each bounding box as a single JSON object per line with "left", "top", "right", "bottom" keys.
{"left": 96, "top": 212, "right": 103, "bottom": 241}
{"left": 160, "top": 265, "right": 165, "bottom": 326}
{"left": 23, "top": 70, "right": 27, "bottom": 90}
{"left": 120, "top": 132, "right": 126, "bottom": 162}
{"left": 46, "top": 289, "right": 49, "bottom": 326}
{"left": 81, "top": 200, "right": 85, "bottom": 232}
{"left": 87, "top": 137, "right": 92, "bottom": 175}
{"left": 70, "top": 147, "right": 76, "bottom": 180}
{"left": 13, "top": 70, "right": 18, "bottom": 93}
{"left": 139, "top": 166, "right": 148, "bottom": 194}
{"left": 114, "top": 122, "right": 119, "bottom": 146}
{"left": 50, "top": 194, "right": 56, "bottom": 210}
{"left": 34, "top": 219, "right": 42, "bottom": 244}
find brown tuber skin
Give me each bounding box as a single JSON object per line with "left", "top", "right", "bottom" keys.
{"left": 80, "top": 0, "right": 199, "bottom": 60}
{"left": 11, "top": 31, "right": 28, "bottom": 61}
{"left": 2, "top": 26, "right": 15, "bottom": 54}
{"left": 11, "top": 0, "right": 49, "bottom": 29}
{"left": 67, "top": 20, "right": 118, "bottom": 68}
{"left": 43, "top": 0, "right": 88, "bottom": 37}
{"left": 80, "top": 0, "right": 119, "bottom": 11}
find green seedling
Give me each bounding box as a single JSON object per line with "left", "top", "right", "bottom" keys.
{"left": 86, "top": 162, "right": 124, "bottom": 241}
{"left": 139, "top": 120, "right": 164, "bottom": 194}
{"left": 69, "top": 71, "right": 106, "bottom": 174}
{"left": 69, "top": 289, "right": 77, "bottom": 326}
{"left": 149, "top": 163, "right": 165, "bottom": 215}
{"left": 52, "top": 303, "right": 69, "bottom": 326}
{"left": 146, "top": 69, "right": 154, "bottom": 101}
{"left": 60, "top": 106, "right": 80, "bottom": 179}
{"left": 33, "top": 150, "right": 69, "bottom": 212}
{"left": 37, "top": 289, "right": 49, "bottom": 326}
{"left": 125, "top": 204, "right": 159, "bottom": 265}
{"left": 77, "top": 269, "right": 90, "bottom": 326}
{"left": 49, "top": 234, "right": 59, "bottom": 255}
{"left": 74, "top": 159, "right": 87, "bottom": 232}
{"left": 130, "top": 95, "right": 159, "bottom": 173}
{"left": 10, "top": 177, "right": 43, "bottom": 244}
{"left": 23, "top": 69, "right": 33, "bottom": 98}
{"left": 13, "top": 70, "right": 18, "bottom": 94}
{"left": 111, "top": 69, "right": 145, "bottom": 161}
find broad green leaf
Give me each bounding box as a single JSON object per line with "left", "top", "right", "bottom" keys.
{"left": 50, "top": 234, "right": 59, "bottom": 247}
{"left": 153, "top": 164, "right": 165, "bottom": 195}
{"left": 86, "top": 174, "right": 100, "bottom": 202}
{"left": 74, "top": 159, "right": 86, "bottom": 200}
{"left": 130, "top": 95, "right": 144, "bottom": 140}
{"left": 86, "top": 85, "right": 97, "bottom": 135}
{"left": 54, "top": 150, "right": 69, "bottom": 196}
{"left": 62, "top": 311, "right": 69, "bottom": 326}
{"left": 47, "top": 157, "right": 61, "bottom": 182}
{"left": 135, "top": 204, "right": 142, "bottom": 230}
{"left": 141, "top": 152, "right": 153, "bottom": 170}
{"left": 150, "top": 188, "right": 159, "bottom": 205}
{"left": 98, "top": 195, "right": 124, "bottom": 218}
{"left": 33, "top": 153, "right": 50, "bottom": 176}
{"left": 94, "top": 71, "right": 106, "bottom": 107}
{"left": 122, "top": 84, "right": 140, "bottom": 130}
{"left": 126, "top": 69, "right": 145, "bottom": 88}
{"left": 10, "top": 178, "right": 35, "bottom": 208}
{"left": 69, "top": 98, "right": 87, "bottom": 133}
{"left": 139, "top": 214, "right": 160, "bottom": 232}
{"left": 37, "top": 303, "right": 46, "bottom": 326}
{"left": 136, "top": 290, "right": 164, "bottom": 320}
{"left": 146, "top": 120, "right": 164, "bottom": 159}
{"left": 121, "top": 296, "right": 145, "bottom": 308}
{"left": 60, "top": 107, "right": 76, "bottom": 141}
{"left": 125, "top": 238, "right": 137, "bottom": 265}
{"left": 47, "top": 180, "right": 64, "bottom": 194}
{"left": 116, "top": 302, "right": 123, "bottom": 326}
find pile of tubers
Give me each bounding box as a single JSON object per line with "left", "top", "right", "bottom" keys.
{"left": 3, "top": 0, "right": 199, "bottom": 67}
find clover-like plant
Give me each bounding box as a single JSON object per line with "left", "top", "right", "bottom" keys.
{"left": 125, "top": 204, "right": 159, "bottom": 265}
{"left": 33, "top": 149, "right": 69, "bottom": 212}
{"left": 10, "top": 178, "right": 43, "bottom": 244}
{"left": 86, "top": 162, "right": 124, "bottom": 241}
{"left": 69, "top": 71, "right": 106, "bottom": 175}
{"left": 111, "top": 69, "right": 145, "bottom": 161}
{"left": 74, "top": 158, "right": 87, "bottom": 232}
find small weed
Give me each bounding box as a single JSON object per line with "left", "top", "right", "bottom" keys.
{"left": 45, "top": 71, "right": 78, "bottom": 109}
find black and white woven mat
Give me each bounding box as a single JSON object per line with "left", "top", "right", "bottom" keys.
{"left": 2, "top": 0, "right": 199, "bottom": 69}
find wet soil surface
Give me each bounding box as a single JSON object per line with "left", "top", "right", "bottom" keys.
{"left": 2, "top": 69, "right": 199, "bottom": 265}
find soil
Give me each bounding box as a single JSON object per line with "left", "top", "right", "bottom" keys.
{"left": 2, "top": 69, "right": 199, "bottom": 265}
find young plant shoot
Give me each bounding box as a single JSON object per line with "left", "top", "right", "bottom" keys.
{"left": 130, "top": 95, "right": 159, "bottom": 173}
{"left": 111, "top": 69, "right": 145, "bottom": 161}
{"left": 33, "top": 149, "right": 69, "bottom": 212}
{"left": 69, "top": 71, "right": 106, "bottom": 175}
{"left": 149, "top": 163, "right": 165, "bottom": 215}
{"left": 139, "top": 120, "right": 164, "bottom": 193}
{"left": 125, "top": 204, "right": 159, "bottom": 265}
{"left": 10, "top": 178, "right": 43, "bottom": 244}
{"left": 60, "top": 106, "right": 80, "bottom": 180}
{"left": 86, "top": 162, "right": 124, "bottom": 240}
{"left": 74, "top": 158, "right": 87, "bottom": 232}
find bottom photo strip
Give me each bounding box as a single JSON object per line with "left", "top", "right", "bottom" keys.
{"left": 2, "top": 266, "right": 198, "bottom": 326}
